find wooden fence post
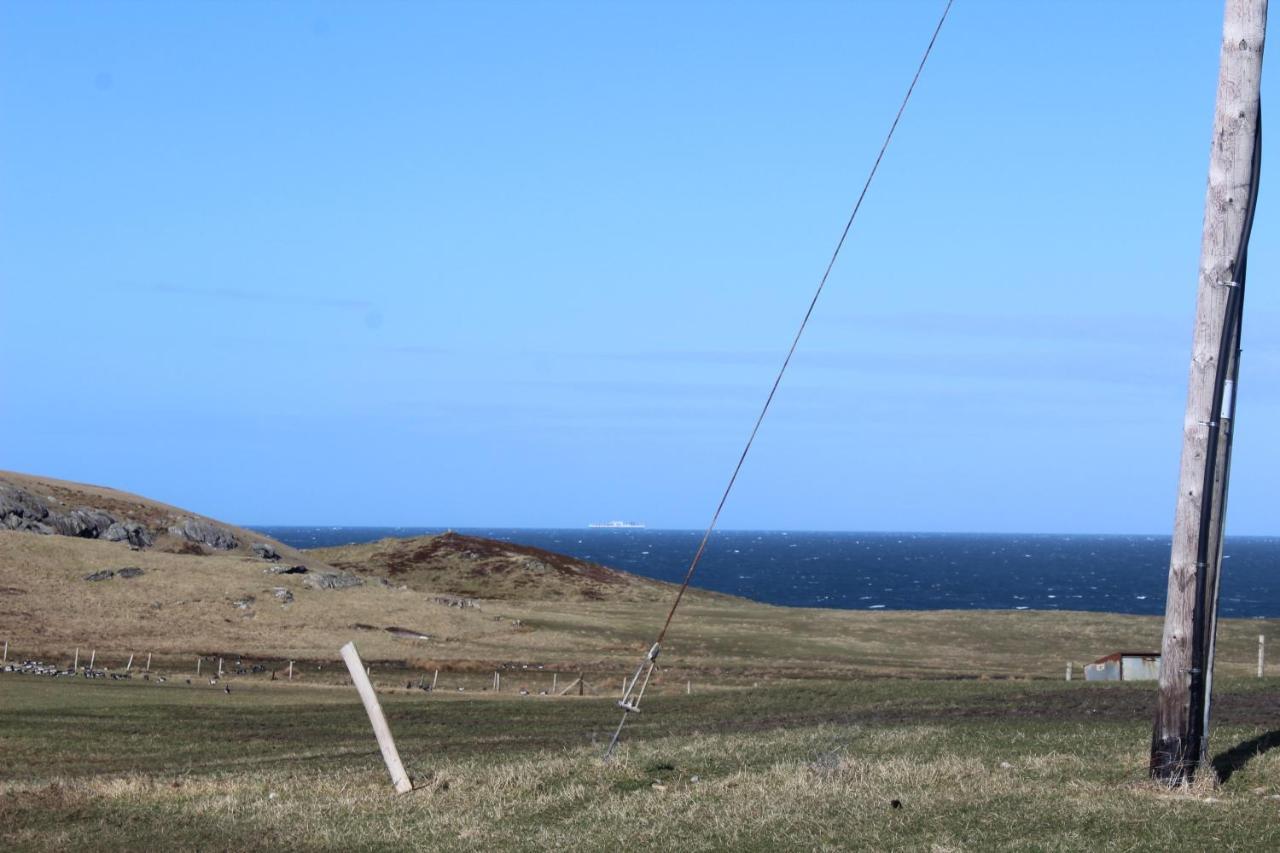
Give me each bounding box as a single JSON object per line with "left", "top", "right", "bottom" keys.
{"left": 288, "top": 660, "right": 294, "bottom": 681}
{"left": 89, "top": 649, "right": 96, "bottom": 670}
{"left": 73, "top": 647, "right": 79, "bottom": 670}
{"left": 1258, "top": 635, "right": 1266, "bottom": 677}
{"left": 1066, "top": 662, "right": 1072, "bottom": 681}
{"left": 146, "top": 653, "right": 152, "bottom": 672}
{"left": 196, "top": 657, "right": 202, "bottom": 676}
{"left": 340, "top": 642, "right": 413, "bottom": 794}
{"left": 125, "top": 654, "right": 133, "bottom": 672}
{"left": 552, "top": 673, "right": 557, "bottom": 693}
{"left": 431, "top": 669, "right": 438, "bottom": 690}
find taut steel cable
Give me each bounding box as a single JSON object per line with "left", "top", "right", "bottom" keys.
{"left": 604, "top": 0, "right": 956, "bottom": 759}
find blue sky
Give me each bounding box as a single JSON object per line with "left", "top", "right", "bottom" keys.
{"left": 1, "top": 2, "right": 1276, "bottom": 533}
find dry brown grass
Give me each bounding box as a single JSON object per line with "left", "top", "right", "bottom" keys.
{"left": 3, "top": 527, "right": 1277, "bottom": 685}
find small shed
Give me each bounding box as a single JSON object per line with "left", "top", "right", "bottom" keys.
{"left": 1084, "top": 652, "right": 1161, "bottom": 682}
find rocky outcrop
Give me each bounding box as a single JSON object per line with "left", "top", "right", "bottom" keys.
{"left": 49, "top": 508, "right": 116, "bottom": 538}
{"left": 1, "top": 483, "right": 53, "bottom": 532}
{"left": 103, "top": 521, "right": 153, "bottom": 548}
{"left": 1, "top": 481, "right": 157, "bottom": 546}
{"left": 252, "top": 542, "right": 280, "bottom": 561}
{"left": 84, "top": 567, "right": 145, "bottom": 581}
{"left": 169, "top": 518, "right": 238, "bottom": 550}
{"left": 304, "top": 571, "right": 364, "bottom": 590}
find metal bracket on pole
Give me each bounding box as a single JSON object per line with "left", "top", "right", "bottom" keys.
{"left": 603, "top": 643, "right": 662, "bottom": 760}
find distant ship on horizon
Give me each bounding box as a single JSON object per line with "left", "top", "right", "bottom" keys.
{"left": 588, "top": 520, "right": 646, "bottom": 529}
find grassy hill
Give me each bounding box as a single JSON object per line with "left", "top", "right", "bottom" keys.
{"left": 310, "top": 530, "right": 697, "bottom": 603}
{"left": 0, "top": 469, "right": 1275, "bottom": 684}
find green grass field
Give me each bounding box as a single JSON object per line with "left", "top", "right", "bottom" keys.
{"left": 4, "top": 675, "right": 1280, "bottom": 851}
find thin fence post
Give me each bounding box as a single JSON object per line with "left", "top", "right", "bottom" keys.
{"left": 146, "top": 653, "right": 152, "bottom": 672}
{"left": 218, "top": 657, "right": 223, "bottom": 677}
{"left": 1066, "top": 662, "right": 1072, "bottom": 681}
{"left": 431, "top": 669, "right": 438, "bottom": 690}
{"left": 1259, "top": 635, "right": 1266, "bottom": 678}
{"left": 288, "top": 660, "right": 294, "bottom": 681}
{"left": 552, "top": 673, "right": 557, "bottom": 693}
{"left": 340, "top": 642, "right": 413, "bottom": 794}
{"left": 2, "top": 639, "right": 7, "bottom": 665}
{"left": 687, "top": 679, "right": 691, "bottom": 695}
{"left": 89, "top": 649, "right": 96, "bottom": 670}
{"left": 74, "top": 647, "right": 79, "bottom": 670}
{"left": 125, "top": 654, "right": 133, "bottom": 672}
{"left": 196, "top": 657, "right": 202, "bottom": 676}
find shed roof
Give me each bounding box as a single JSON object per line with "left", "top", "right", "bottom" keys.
{"left": 1091, "top": 651, "right": 1161, "bottom": 664}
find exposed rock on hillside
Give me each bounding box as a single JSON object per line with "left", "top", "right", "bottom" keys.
{"left": 0, "top": 473, "right": 302, "bottom": 568}
{"left": 50, "top": 508, "right": 116, "bottom": 538}
{"left": 1, "top": 481, "right": 152, "bottom": 543}
{"left": 303, "top": 571, "right": 364, "bottom": 590}
{"left": 169, "top": 518, "right": 239, "bottom": 550}
{"left": 104, "top": 521, "right": 153, "bottom": 548}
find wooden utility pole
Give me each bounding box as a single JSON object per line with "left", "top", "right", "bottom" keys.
{"left": 1151, "top": 0, "right": 1266, "bottom": 784}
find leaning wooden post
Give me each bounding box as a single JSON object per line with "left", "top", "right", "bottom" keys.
{"left": 125, "top": 654, "right": 133, "bottom": 672}
{"left": 218, "top": 657, "right": 223, "bottom": 677}
{"left": 196, "top": 657, "right": 202, "bottom": 676}
{"left": 1152, "top": 0, "right": 1266, "bottom": 784}
{"left": 73, "top": 647, "right": 79, "bottom": 670}
{"left": 1258, "top": 635, "right": 1266, "bottom": 677}
{"left": 145, "top": 653, "right": 152, "bottom": 672}
{"left": 288, "top": 660, "right": 294, "bottom": 681}
{"left": 2, "top": 640, "right": 7, "bottom": 664}
{"left": 552, "top": 672, "right": 557, "bottom": 693}
{"left": 340, "top": 642, "right": 413, "bottom": 794}
{"left": 430, "top": 669, "right": 438, "bottom": 690}
{"left": 89, "top": 649, "right": 96, "bottom": 670}
{"left": 1065, "top": 662, "right": 1072, "bottom": 682}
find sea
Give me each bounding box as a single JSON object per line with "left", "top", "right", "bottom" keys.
{"left": 252, "top": 527, "right": 1280, "bottom": 619}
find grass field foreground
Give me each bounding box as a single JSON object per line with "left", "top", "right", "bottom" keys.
{"left": 4, "top": 676, "right": 1280, "bottom": 851}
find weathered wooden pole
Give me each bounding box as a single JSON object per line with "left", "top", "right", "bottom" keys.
{"left": 196, "top": 657, "right": 202, "bottom": 676}
{"left": 145, "top": 653, "right": 152, "bottom": 672}
{"left": 1152, "top": 0, "right": 1266, "bottom": 784}
{"left": 1258, "top": 635, "right": 1266, "bottom": 677}
{"left": 89, "top": 649, "right": 96, "bottom": 670}
{"left": 125, "top": 654, "right": 133, "bottom": 672}
{"left": 340, "top": 642, "right": 413, "bottom": 793}
{"left": 73, "top": 647, "right": 79, "bottom": 670}
{"left": 288, "top": 660, "right": 294, "bottom": 681}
